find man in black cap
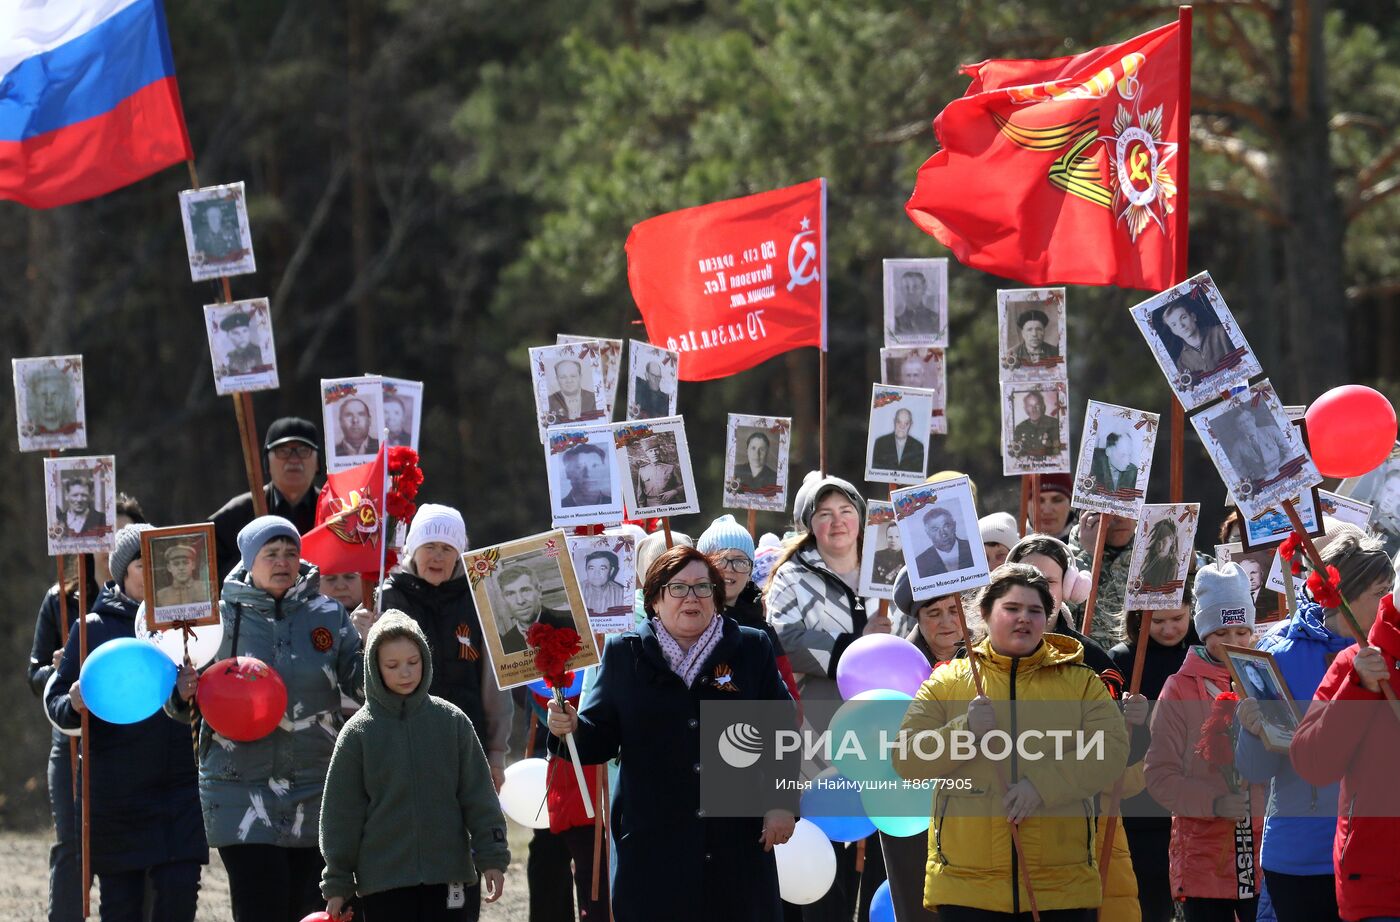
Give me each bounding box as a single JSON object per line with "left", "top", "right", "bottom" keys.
{"left": 220, "top": 311, "right": 266, "bottom": 376}
{"left": 1013, "top": 308, "right": 1059, "bottom": 367}
{"left": 209, "top": 417, "right": 322, "bottom": 577}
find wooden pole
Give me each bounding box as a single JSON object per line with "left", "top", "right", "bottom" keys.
{"left": 818, "top": 349, "right": 828, "bottom": 476}
{"left": 1019, "top": 476, "right": 1030, "bottom": 538}
{"left": 55, "top": 554, "right": 80, "bottom": 800}
{"left": 1097, "top": 625, "right": 1153, "bottom": 903}
{"left": 1030, "top": 474, "right": 1041, "bottom": 535}
{"left": 591, "top": 764, "right": 606, "bottom": 902}
{"left": 662, "top": 517, "right": 674, "bottom": 550}
{"left": 1079, "top": 515, "right": 1112, "bottom": 638}
{"left": 746, "top": 509, "right": 757, "bottom": 543}
{"left": 1169, "top": 6, "right": 1193, "bottom": 505}
{"left": 76, "top": 557, "right": 91, "bottom": 918}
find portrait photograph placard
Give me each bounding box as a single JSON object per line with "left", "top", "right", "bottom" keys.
{"left": 1124, "top": 504, "right": 1200, "bottom": 611}
{"left": 13, "top": 355, "right": 87, "bottom": 452}
{"left": 1221, "top": 645, "right": 1300, "bottom": 750}
{"left": 140, "top": 524, "right": 219, "bottom": 629}
{"left": 1335, "top": 442, "right": 1400, "bottom": 510}
{"left": 381, "top": 378, "right": 423, "bottom": 451}
{"left": 891, "top": 476, "right": 990, "bottom": 599}
{"left": 1214, "top": 542, "right": 1284, "bottom": 607}
{"left": 997, "top": 288, "right": 1067, "bottom": 382}
{"left": 179, "top": 182, "right": 256, "bottom": 282}
{"left": 559, "top": 335, "right": 623, "bottom": 420}
{"left": 531, "top": 342, "right": 608, "bottom": 439}
{"left": 1130, "top": 270, "right": 1262, "bottom": 411}
{"left": 204, "top": 299, "right": 278, "bottom": 396}
{"left": 1191, "top": 379, "right": 1321, "bottom": 520}
{"left": 857, "top": 501, "right": 900, "bottom": 601}
{"left": 882, "top": 258, "right": 948, "bottom": 348}
{"left": 465, "top": 529, "right": 601, "bottom": 690}
{"left": 1317, "top": 490, "right": 1373, "bottom": 530}
{"left": 880, "top": 348, "right": 947, "bottom": 435}
{"left": 1001, "top": 380, "right": 1071, "bottom": 476}
{"left": 1237, "top": 492, "right": 1323, "bottom": 552}
{"left": 614, "top": 416, "right": 700, "bottom": 518}
{"left": 321, "top": 375, "right": 384, "bottom": 473}
{"left": 546, "top": 424, "right": 624, "bottom": 528}
{"left": 1071, "top": 401, "right": 1158, "bottom": 518}
{"left": 723, "top": 414, "right": 791, "bottom": 512}
{"left": 43, "top": 455, "right": 117, "bottom": 556}
{"left": 626, "top": 340, "right": 679, "bottom": 421}
{"left": 864, "top": 385, "right": 935, "bottom": 485}
{"left": 567, "top": 533, "right": 636, "bottom": 635}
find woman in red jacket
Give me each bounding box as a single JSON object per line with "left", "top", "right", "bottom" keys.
{"left": 1290, "top": 577, "right": 1400, "bottom": 922}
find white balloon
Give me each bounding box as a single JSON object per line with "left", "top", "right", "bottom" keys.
{"left": 498, "top": 757, "right": 551, "bottom": 829}
{"left": 135, "top": 604, "right": 224, "bottom": 669}
{"left": 775, "top": 818, "right": 837, "bottom": 904}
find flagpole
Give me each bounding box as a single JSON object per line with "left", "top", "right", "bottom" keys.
{"left": 376, "top": 436, "right": 390, "bottom": 615}
{"left": 1169, "top": 5, "right": 1192, "bottom": 505}
{"left": 818, "top": 177, "right": 829, "bottom": 477}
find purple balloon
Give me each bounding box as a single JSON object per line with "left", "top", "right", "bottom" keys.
{"left": 835, "top": 634, "right": 933, "bottom": 699}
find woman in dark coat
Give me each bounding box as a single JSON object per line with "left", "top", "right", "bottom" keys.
{"left": 547, "top": 545, "right": 797, "bottom": 922}
{"left": 45, "top": 524, "right": 208, "bottom": 921}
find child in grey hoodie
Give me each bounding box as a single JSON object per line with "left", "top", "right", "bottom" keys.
{"left": 320, "top": 610, "right": 509, "bottom": 921}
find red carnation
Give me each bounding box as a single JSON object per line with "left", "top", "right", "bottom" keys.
{"left": 1194, "top": 691, "right": 1240, "bottom": 781}
{"left": 1307, "top": 565, "right": 1343, "bottom": 609}
{"left": 527, "top": 623, "right": 583, "bottom": 690}
{"left": 1278, "top": 532, "right": 1304, "bottom": 576}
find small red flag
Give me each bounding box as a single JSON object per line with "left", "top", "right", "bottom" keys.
{"left": 626, "top": 178, "right": 827, "bottom": 382}
{"left": 301, "top": 446, "right": 389, "bottom": 576}
{"left": 906, "top": 19, "right": 1186, "bottom": 291}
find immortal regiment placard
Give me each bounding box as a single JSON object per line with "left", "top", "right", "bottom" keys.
{"left": 465, "top": 530, "right": 601, "bottom": 690}
{"left": 140, "top": 524, "right": 220, "bottom": 629}
{"left": 997, "top": 288, "right": 1066, "bottom": 382}
{"left": 723, "top": 414, "right": 791, "bottom": 512}
{"left": 880, "top": 347, "right": 947, "bottom": 435}
{"left": 1124, "top": 504, "right": 1200, "bottom": 610}
{"left": 1001, "top": 380, "right": 1071, "bottom": 476}
{"left": 13, "top": 355, "right": 87, "bottom": 452}
{"left": 857, "top": 501, "right": 900, "bottom": 600}
{"left": 529, "top": 341, "right": 608, "bottom": 439}
{"left": 1238, "top": 493, "right": 1323, "bottom": 552}
{"left": 1191, "top": 379, "right": 1321, "bottom": 519}
{"left": 1317, "top": 490, "right": 1372, "bottom": 530}
{"left": 559, "top": 335, "right": 622, "bottom": 420}
{"left": 864, "top": 385, "right": 935, "bottom": 485}
{"left": 381, "top": 378, "right": 423, "bottom": 451}
{"left": 883, "top": 258, "right": 949, "bottom": 348}
{"left": 567, "top": 533, "right": 636, "bottom": 635}
{"left": 44, "top": 455, "right": 117, "bottom": 555}
{"left": 1071, "top": 401, "right": 1158, "bottom": 519}
{"left": 614, "top": 416, "right": 700, "bottom": 518}
{"left": 179, "top": 182, "right": 256, "bottom": 282}
{"left": 205, "top": 299, "right": 278, "bottom": 395}
{"left": 891, "top": 476, "right": 990, "bottom": 599}
{"left": 321, "top": 376, "right": 384, "bottom": 473}
{"left": 545, "top": 424, "right": 625, "bottom": 528}
{"left": 1130, "top": 271, "right": 1262, "bottom": 411}
{"left": 626, "top": 340, "right": 680, "bottom": 421}
{"left": 1215, "top": 541, "right": 1287, "bottom": 633}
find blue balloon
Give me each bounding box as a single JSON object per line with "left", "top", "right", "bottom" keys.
{"left": 78, "top": 637, "right": 178, "bottom": 725}
{"left": 860, "top": 782, "right": 932, "bottom": 838}
{"left": 527, "top": 668, "right": 586, "bottom": 698}
{"left": 800, "top": 770, "right": 876, "bottom": 843}
{"left": 869, "top": 880, "right": 894, "bottom": 922}
{"left": 829, "top": 689, "right": 913, "bottom": 783}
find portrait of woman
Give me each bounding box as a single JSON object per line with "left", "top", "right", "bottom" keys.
{"left": 1139, "top": 517, "right": 1181, "bottom": 589}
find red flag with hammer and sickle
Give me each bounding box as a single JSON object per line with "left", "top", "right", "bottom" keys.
{"left": 301, "top": 445, "right": 388, "bottom": 575}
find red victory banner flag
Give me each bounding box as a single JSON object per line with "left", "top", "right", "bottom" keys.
{"left": 301, "top": 446, "right": 389, "bottom": 576}
{"left": 905, "top": 15, "right": 1189, "bottom": 291}
{"left": 626, "top": 178, "right": 827, "bottom": 381}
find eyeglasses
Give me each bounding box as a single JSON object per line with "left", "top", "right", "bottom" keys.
{"left": 663, "top": 582, "right": 714, "bottom": 599}
{"left": 271, "top": 444, "right": 316, "bottom": 460}
{"left": 713, "top": 557, "right": 753, "bottom": 573}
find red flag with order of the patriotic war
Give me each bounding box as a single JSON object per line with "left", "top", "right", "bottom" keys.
{"left": 300, "top": 446, "right": 389, "bottom": 576}
{"left": 905, "top": 19, "right": 1185, "bottom": 291}
{"left": 626, "top": 178, "right": 827, "bottom": 382}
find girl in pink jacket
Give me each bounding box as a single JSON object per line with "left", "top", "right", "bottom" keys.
{"left": 1145, "top": 563, "right": 1267, "bottom": 922}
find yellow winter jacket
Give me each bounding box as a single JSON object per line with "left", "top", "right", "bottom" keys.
{"left": 892, "top": 634, "right": 1130, "bottom": 915}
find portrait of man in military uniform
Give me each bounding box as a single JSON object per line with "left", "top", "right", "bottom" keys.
{"left": 631, "top": 435, "right": 684, "bottom": 507}
{"left": 15, "top": 356, "right": 86, "bottom": 451}
{"left": 192, "top": 199, "right": 244, "bottom": 263}
{"left": 220, "top": 311, "right": 267, "bottom": 376}
{"left": 155, "top": 541, "right": 209, "bottom": 607}
{"left": 1013, "top": 390, "right": 1062, "bottom": 456}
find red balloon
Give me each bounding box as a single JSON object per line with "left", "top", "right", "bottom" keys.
{"left": 1305, "top": 385, "right": 1398, "bottom": 478}
{"left": 197, "top": 656, "right": 288, "bottom": 742}
{"left": 299, "top": 914, "right": 335, "bottom": 922}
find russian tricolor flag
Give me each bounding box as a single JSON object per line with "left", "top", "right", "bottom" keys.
{"left": 0, "top": 0, "right": 193, "bottom": 208}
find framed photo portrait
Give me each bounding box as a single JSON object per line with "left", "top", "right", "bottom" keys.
{"left": 321, "top": 376, "right": 384, "bottom": 473}
{"left": 997, "top": 288, "right": 1067, "bottom": 382}
{"left": 13, "top": 355, "right": 86, "bottom": 452}
{"left": 1221, "top": 645, "right": 1300, "bottom": 749}
{"left": 531, "top": 342, "right": 608, "bottom": 439}
{"left": 1191, "top": 379, "right": 1321, "bottom": 520}
{"left": 626, "top": 340, "right": 680, "bottom": 421}
{"left": 1124, "top": 504, "right": 1200, "bottom": 611}
{"left": 43, "top": 455, "right": 117, "bottom": 556}
{"left": 567, "top": 533, "right": 636, "bottom": 635}
{"left": 864, "top": 385, "right": 936, "bottom": 485}
{"left": 892, "top": 476, "right": 990, "bottom": 599}
{"left": 1317, "top": 489, "right": 1373, "bottom": 530}
{"left": 723, "top": 414, "right": 792, "bottom": 512}
{"left": 559, "top": 335, "right": 622, "bottom": 421}
{"left": 1237, "top": 494, "right": 1323, "bottom": 552}
{"left": 614, "top": 416, "right": 700, "bottom": 518}
{"left": 882, "top": 258, "right": 948, "bottom": 347}
{"left": 179, "top": 182, "right": 256, "bottom": 282}
{"left": 880, "top": 348, "right": 947, "bottom": 435}
{"left": 204, "top": 299, "right": 278, "bottom": 396}
{"left": 1001, "top": 380, "right": 1071, "bottom": 476}
{"left": 1130, "top": 271, "right": 1262, "bottom": 411}
{"left": 857, "top": 501, "right": 900, "bottom": 600}
{"left": 382, "top": 378, "right": 423, "bottom": 451}
{"left": 546, "top": 424, "right": 625, "bottom": 528}
{"left": 1072, "top": 401, "right": 1158, "bottom": 518}
{"left": 1214, "top": 542, "right": 1287, "bottom": 619}
{"left": 464, "top": 530, "right": 601, "bottom": 690}
{"left": 140, "top": 524, "right": 219, "bottom": 629}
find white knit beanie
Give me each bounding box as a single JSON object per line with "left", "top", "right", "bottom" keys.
{"left": 402, "top": 504, "right": 468, "bottom": 560}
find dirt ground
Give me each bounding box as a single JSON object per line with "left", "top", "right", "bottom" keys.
{"left": 0, "top": 827, "right": 536, "bottom": 921}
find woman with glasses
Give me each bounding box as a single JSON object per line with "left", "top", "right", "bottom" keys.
{"left": 546, "top": 545, "right": 797, "bottom": 921}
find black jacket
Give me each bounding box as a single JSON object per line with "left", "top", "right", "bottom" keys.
{"left": 209, "top": 482, "right": 321, "bottom": 579}
{"left": 725, "top": 582, "right": 786, "bottom": 656}
{"left": 1109, "top": 630, "right": 1199, "bottom": 829}
{"left": 44, "top": 583, "right": 208, "bottom": 875}
{"left": 28, "top": 576, "right": 92, "bottom": 699}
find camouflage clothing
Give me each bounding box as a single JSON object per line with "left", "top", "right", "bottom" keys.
{"left": 1066, "top": 523, "right": 1135, "bottom": 651}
